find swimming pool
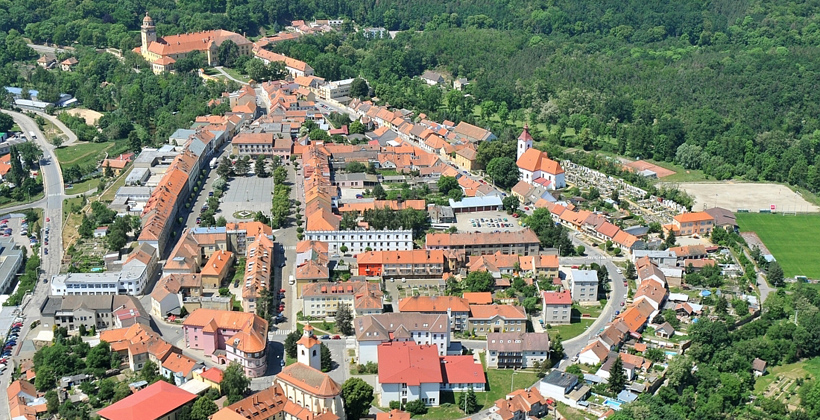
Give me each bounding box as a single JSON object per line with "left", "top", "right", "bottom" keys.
{"left": 665, "top": 351, "right": 677, "bottom": 358}
{"left": 604, "top": 399, "right": 623, "bottom": 410}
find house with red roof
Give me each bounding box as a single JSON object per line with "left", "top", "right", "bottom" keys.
{"left": 542, "top": 290, "right": 572, "bottom": 325}
{"left": 97, "top": 381, "right": 197, "bottom": 420}
{"left": 377, "top": 342, "right": 486, "bottom": 407}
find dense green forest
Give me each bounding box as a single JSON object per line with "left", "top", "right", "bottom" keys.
{"left": 4, "top": 0, "right": 820, "bottom": 192}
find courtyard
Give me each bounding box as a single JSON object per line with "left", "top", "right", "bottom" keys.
{"left": 454, "top": 210, "right": 525, "bottom": 234}
{"left": 221, "top": 175, "right": 275, "bottom": 222}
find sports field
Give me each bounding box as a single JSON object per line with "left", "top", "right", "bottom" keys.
{"left": 737, "top": 213, "right": 820, "bottom": 278}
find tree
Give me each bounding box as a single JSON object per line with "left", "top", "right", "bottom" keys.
{"left": 768, "top": 262, "right": 785, "bottom": 287}
{"left": 608, "top": 355, "right": 626, "bottom": 393}
{"left": 336, "top": 304, "right": 354, "bottom": 336}
{"left": 79, "top": 323, "right": 87, "bottom": 336}
{"left": 45, "top": 390, "right": 59, "bottom": 413}
{"left": 217, "top": 157, "right": 233, "bottom": 178}
{"left": 0, "top": 113, "right": 13, "bottom": 132}
{"left": 222, "top": 362, "right": 250, "bottom": 401}
{"left": 645, "top": 347, "right": 666, "bottom": 363}
{"left": 664, "top": 229, "right": 676, "bottom": 249}
{"left": 234, "top": 156, "right": 250, "bottom": 176}
{"left": 87, "top": 341, "right": 116, "bottom": 370}
{"left": 350, "top": 78, "right": 369, "bottom": 98}
{"left": 128, "top": 131, "right": 141, "bottom": 153}
{"left": 459, "top": 387, "right": 479, "bottom": 414}
{"left": 273, "top": 166, "right": 288, "bottom": 185}
{"left": 341, "top": 378, "right": 374, "bottom": 420}
{"left": 104, "top": 161, "right": 113, "bottom": 178}
{"left": 140, "top": 360, "right": 159, "bottom": 383}
{"left": 502, "top": 195, "right": 519, "bottom": 214}
{"left": 405, "top": 399, "right": 428, "bottom": 415}
{"left": 625, "top": 261, "right": 636, "bottom": 280}
{"left": 346, "top": 161, "right": 366, "bottom": 173}
{"left": 321, "top": 343, "right": 333, "bottom": 372}
{"left": 448, "top": 188, "right": 464, "bottom": 201}
{"left": 190, "top": 396, "right": 219, "bottom": 420}
{"left": 463, "top": 270, "right": 495, "bottom": 292}
{"left": 98, "top": 378, "right": 115, "bottom": 401}
{"left": 51, "top": 136, "right": 64, "bottom": 148}
{"left": 255, "top": 155, "right": 268, "bottom": 177}
{"left": 437, "top": 176, "right": 459, "bottom": 194}
{"left": 486, "top": 157, "right": 520, "bottom": 189}
{"left": 349, "top": 121, "right": 366, "bottom": 134}
{"left": 285, "top": 329, "right": 301, "bottom": 359}
{"left": 217, "top": 40, "right": 240, "bottom": 67}
{"left": 526, "top": 209, "right": 574, "bottom": 255}
{"left": 576, "top": 245, "right": 585, "bottom": 255}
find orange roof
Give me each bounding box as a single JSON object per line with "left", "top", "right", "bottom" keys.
{"left": 97, "top": 381, "right": 197, "bottom": 420}
{"left": 296, "top": 240, "right": 329, "bottom": 254}
{"left": 634, "top": 279, "right": 667, "bottom": 306}
{"left": 201, "top": 250, "right": 234, "bottom": 277}
{"left": 516, "top": 148, "right": 564, "bottom": 174}
{"left": 296, "top": 330, "right": 322, "bottom": 349}
{"left": 462, "top": 292, "right": 493, "bottom": 305}
{"left": 634, "top": 343, "right": 647, "bottom": 352}
{"left": 295, "top": 260, "right": 329, "bottom": 280}
{"left": 377, "top": 409, "right": 411, "bottom": 420}
{"left": 399, "top": 296, "right": 470, "bottom": 313}
{"left": 581, "top": 340, "right": 609, "bottom": 361}
{"left": 161, "top": 353, "right": 198, "bottom": 376}
{"left": 199, "top": 367, "right": 223, "bottom": 383}
{"left": 7, "top": 380, "right": 36, "bottom": 400}
{"left": 612, "top": 230, "right": 638, "bottom": 248}
{"left": 673, "top": 212, "right": 715, "bottom": 224}
{"left": 356, "top": 249, "right": 444, "bottom": 266}
{"left": 103, "top": 158, "right": 129, "bottom": 169}
{"left": 255, "top": 49, "right": 311, "bottom": 72}
{"left": 183, "top": 309, "right": 267, "bottom": 353}
{"left": 232, "top": 132, "right": 273, "bottom": 145}
{"left": 469, "top": 304, "right": 527, "bottom": 320}
{"left": 276, "top": 363, "right": 341, "bottom": 398}
{"left": 616, "top": 299, "right": 656, "bottom": 333}
{"left": 146, "top": 29, "right": 250, "bottom": 57}
{"left": 542, "top": 290, "right": 572, "bottom": 305}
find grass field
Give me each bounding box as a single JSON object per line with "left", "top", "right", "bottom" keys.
{"left": 64, "top": 177, "right": 101, "bottom": 195}
{"left": 54, "top": 141, "right": 128, "bottom": 166}
{"left": 645, "top": 159, "right": 708, "bottom": 183}
{"left": 548, "top": 318, "right": 595, "bottom": 341}
{"left": 754, "top": 358, "right": 820, "bottom": 393}
{"left": 737, "top": 213, "right": 820, "bottom": 278}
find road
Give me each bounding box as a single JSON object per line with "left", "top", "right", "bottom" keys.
{"left": 27, "top": 43, "right": 69, "bottom": 55}
{"left": 214, "top": 66, "right": 249, "bottom": 85}
{"left": 24, "top": 109, "right": 80, "bottom": 146}
{"left": 0, "top": 110, "right": 66, "bottom": 417}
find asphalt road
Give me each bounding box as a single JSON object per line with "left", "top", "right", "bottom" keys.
{"left": 0, "top": 110, "right": 66, "bottom": 416}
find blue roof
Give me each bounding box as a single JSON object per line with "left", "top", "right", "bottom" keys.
{"left": 617, "top": 390, "right": 638, "bottom": 403}
{"left": 540, "top": 190, "right": 557, "bottom": 202}
{"left": 449, "top": 195, "right": 503, "bottom": 209}
{"left": 4, "top": 87, "right": 39, "bottom": 97}
{"left": 700, "top": 290, "right": 712, "bottom": 297}
{"left": 191, "top": 227, "right": 226, "bottom": 235}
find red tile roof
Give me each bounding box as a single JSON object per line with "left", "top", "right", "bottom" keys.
{"left": 462, "top": 292, "right": 493, "bottom": 305}
{"left": 440, "top": 355, "right": 486, "bottom": 385}
{"left": 468, "top": 304, "right": 527, "bottom": 320}
{"left": 199, "top": 367, "right": 223, "bottom": 383}
{"left": 378, "top": 342, "right": 443, "bottom": 386}
{"left": 97, "top": 381, "right": 196, "bottom": 420}
{"left": 399, "top": 296, "right": 470, "bottom": 313}
{"left": 542, "top": 290, "right": 571, "bottom": 305}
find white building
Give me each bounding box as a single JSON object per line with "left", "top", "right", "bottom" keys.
{"left": 304, "top": 229, "right": 413, "bottom": 254}
{"left": 570, "top": 269, "right": 599, "bottom": 303}
{"left": 50, "top": 243, "right": 158, "bottom": 296}
{"left": 319, "top": 78, "right": 354, "bottom": 100}
{"left": 354, "top": 313, "right": 452, "bottom": 364}
{"left": 486, "top": 332, "right": 551, "bottom": 369}
{"left": 297, "top": 324, "right": 322, "bottom": 370}
{"left": 301, "top": 281, "right": 383, "bottom": 319}
{"left": 515, "top": 126, "right": 565, "bottom": 190}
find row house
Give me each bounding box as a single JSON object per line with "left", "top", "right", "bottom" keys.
{"left": 398, "top": 296, "right": 471, "bottom": 332}
{"left": 301, "top": 280, "right": 383, "bottom": 318}
{"left": 354, "top": 313, "right": 453, "bottom": 364}
{"left": 467, "top": 304, "right": 528, "bottom": 337}
{"left": 355, "top": 249, "right": 445, "bottom": 278}
{"left": 425, "top": 230, "right": 541, "bottom": 257}
{"left": 242, "top": 235, "right": 274, "bottom": 313}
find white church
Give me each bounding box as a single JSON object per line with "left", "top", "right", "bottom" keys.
{"left": 515, "top": 126, "right": 566, "bottom": 190}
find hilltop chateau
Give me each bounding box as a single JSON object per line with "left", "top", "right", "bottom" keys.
{"left": 136, "top": 14, "right": 252, "bottom": 73}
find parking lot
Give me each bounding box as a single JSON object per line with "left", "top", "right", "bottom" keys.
{"left": 454, "top": 210, "right": 524, "bottom": 234}
{"left": 220, "top": 175, "right": 275, "bottom": 222}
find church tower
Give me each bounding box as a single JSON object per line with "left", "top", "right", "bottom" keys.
{"left": 141, "top": 13, "right": 156, "bottom": 56}
{"left": 297, "top": 324, "right": 322, "bottom": 370}
{"left": 517, "top": 125, "right": 533, "bottom": 161}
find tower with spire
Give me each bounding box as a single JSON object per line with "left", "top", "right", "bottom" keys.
{"left": 296, "top": 323, "right": 322, "bottom": 370}
{"left": 141, "top": 13, "right": 156, "bottom": 56}
{"left": 517, "top": 125, "right": 533, "bottom": 161}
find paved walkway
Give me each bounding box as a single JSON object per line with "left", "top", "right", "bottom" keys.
{"left": 214, "top": 66, "right": 249, "bottom": 85}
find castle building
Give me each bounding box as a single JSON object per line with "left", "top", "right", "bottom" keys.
{"left": 137, "top": 14, "right": 253, "bottom": 74}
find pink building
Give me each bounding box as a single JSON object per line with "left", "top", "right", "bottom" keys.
{"left": 182, "top": 309, "right": 268, "bottom": 377}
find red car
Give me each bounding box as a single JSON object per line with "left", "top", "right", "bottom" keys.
{"left": 620, "top": 302, "right": 625, "bottom": 306}
{"left": 279, "top": 289, "right": 286, "bottom": 294}
{"left": 332, "top": 335, "right": 341, "bottom": 339}
{"left": 45, "top": 217, "right": 50, "bottom": 222}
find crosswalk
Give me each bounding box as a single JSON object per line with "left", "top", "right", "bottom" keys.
{"left": 269, "top": 329, "right": 292, "bottom": 337}
{"left": 282, "top": 245, "right": 296, "bottom": 250}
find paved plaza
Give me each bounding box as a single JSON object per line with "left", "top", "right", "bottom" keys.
{"left": 221, "top": 175, "right": 275, "bottom": 221}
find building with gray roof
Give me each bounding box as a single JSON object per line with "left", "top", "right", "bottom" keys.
{"left": 39, "top": 294, "right": 149, "bottom": 331}
{"left": 0, "top": 236, "right": 23, "bottom": 293}
{"left": 486, "top": 332, "right": 550, "bottom": 369}
{"left": 354, "top": 313, "right": 453, "bottom": 364}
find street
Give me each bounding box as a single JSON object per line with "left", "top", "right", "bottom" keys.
{"left": 0, "top": 110, "right": 67, "bottom": 416}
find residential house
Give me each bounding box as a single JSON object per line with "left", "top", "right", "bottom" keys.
{"left": 295, "top": 260, "right": 330, "bottom": 298}
{"left": 486, "top": 332, "right": 551, "bottom": 369}
{"left": 200, "top": 250, "right": 234, "bottom": 290}
{"left": 440, "top": 355, "right": 486, "bottom": 392}
{"left": 420, "top": 71, "right": 445, "bottom": 86}
{"left": 463, "top": 292, "right": 493, "bottom": 305}
{"left": 39, "top": 294, "right": 149, "bottom": 331}
{"left": 97, "top": 381, "right": 197, "bottom": 420}
{"left": 398, "top": 296, "right": 470, "bottom": 331}
{"left": 182, "top": 309, "right": 268, "bottom": 377}
{"left": 453, "top": 78, "right": 469, "bottom": 91}
{"left": 579, "top": 341, "right": 609, "bottom": 366}
{"left": 426, "top": 230, "right": 541, "bottom": 257}
{"left": 100, "top": 324, "right": 179, "bottom": 372}
{"left": 354, "top": 313, "right": 452, "bottom": 364}
{"left": 539, "top": 370, "right": 579, "bottom": 403}
{"left": 377, "top": 409, "right": 411, "bottom": 420}
{"left": 452, "top": 121, "right": 496, "bottom": 143}
{"left": 377, "top": 343, "right": 442, "bottom": 406}
{"left": 752, "top": 358, "right": 767, "bottom": 377}
{"left": 495, "top": 388, "right": 550, "bottom": 419}
{"left": 192, "top": 367, "right": 223, "bottom": 392}
{"left": 454, "top": 147, "right": 478, "bottom": 172}
{"left": 655, "top": 322, "right": 675, "bottom": 338}
{"left": 467, "top": 251, "right": 519, "bottom": 278}
{"left": 160, "top": 353, "right": 204, "bottom": 386}
{"left": 542, "top": 291, "right": 572, "bottom": 325}
{"left": 467, "top": 304, "right": 528, "bottom": 337}
{"left": 596, "top": 354, "right": 635, "bottom": 381}
{"left": 241, "top": 235, "right": 274, "bottom": 313}
{"left": 570, "top": 269, "right": 599, "bottom": 303}
{"left": 356, "top": 250, "right": 445, "bottom": 278}
{"left": 302, "top": 281, "right": 383, "bottom": 318}
{"left": 519, "top": 254, "right": 559, "bottom": 278}
{"left": 704, "top": 207, "right": 738, "bottom": 231}
{"left": 150, "top": 273, "right": 203, "bottom": 317}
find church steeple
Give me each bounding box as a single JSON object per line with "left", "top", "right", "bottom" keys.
{"left": 297, "top": 323, "right": 322, "bottom": 370}
{"left": 517, "top": 124, "right": 533, "bottom": 161}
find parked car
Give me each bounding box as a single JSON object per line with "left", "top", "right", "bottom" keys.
{"left": 44, "top": 248, "right": 48, "bottom": 255}
{"left": 332, "top": 335, "right": 341, "bottom": 340}
{"left": 45, "top": 217, "right": 50, "bottom": 222}
{"left": 320, "top": 335, "right": 330, "bottom": 340}
{"left": 196, "top": 218, "right": 201, "bottom": 224}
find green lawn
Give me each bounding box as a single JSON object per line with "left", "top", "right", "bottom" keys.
{"left": 63, "top": 197, "right": 85, "bottom": 222}
{"left": 548, "top": 318, "right": 595, "bottom": 341}
{"left": 221, "top": 67, "right": 250, "bottom": 82}
{"left": 644, "top": 159, "right": 708, "bottom": 183}
{"left": 737, "top": 213, "right": 820, "bottom": 278}
{"left": 64, "top": 177, "right": 101, "bottom": 195}
{"left": 54, "top": 141, "right": 127, "bottom": 166}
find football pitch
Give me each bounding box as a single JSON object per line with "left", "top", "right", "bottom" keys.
{"left": 736, "top": 213, "right": 820, "bottom": 279}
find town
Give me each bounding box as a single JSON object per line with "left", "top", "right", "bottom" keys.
{"left": 0, "top": 11, "right": 805, "bottom": 420}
